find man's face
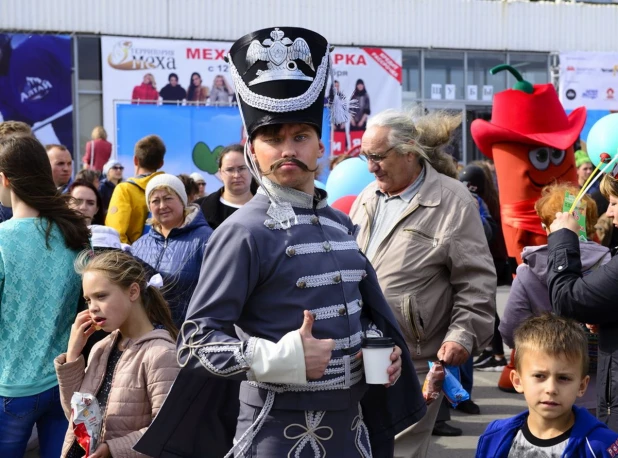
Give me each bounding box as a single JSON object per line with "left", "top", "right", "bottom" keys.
{"left": 252, "top": 124, "right": 324, "bottom": 195}
{"left": 361, "top": 126, "right": 420, "bottom": 195}
{"left": 47, "top": 147, "right": 73, "bottom": 187}
{"left": 170, "top": 76, "right": 178, "bottom": 87}
{"left": 577, "top": 162, "right": 594, "bottom": 185}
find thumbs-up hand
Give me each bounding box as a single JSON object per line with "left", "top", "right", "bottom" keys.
{"left": 299, "top": 310, "right": 336, "bottom": 380}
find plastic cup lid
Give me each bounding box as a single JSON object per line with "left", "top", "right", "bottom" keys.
{"left": 362, "top": 336, "right": 395, "bottom": 348}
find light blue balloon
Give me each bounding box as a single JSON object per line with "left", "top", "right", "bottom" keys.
{"left": 586, "top": 113, "right": 618, "bottom": 167}
{"left": 314, "top": 179, "right": 326, "bottom": 190}
{"left": 325, "top": 157, "right": 375, "bottom": 204}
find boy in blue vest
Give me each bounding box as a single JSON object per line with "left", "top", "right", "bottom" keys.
{"left": 476, "top": 314, "right": 618, "bottom": 457}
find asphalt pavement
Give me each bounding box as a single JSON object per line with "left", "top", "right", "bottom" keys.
{"left": 428, "top": 285, "right": 525, "bottom": 457}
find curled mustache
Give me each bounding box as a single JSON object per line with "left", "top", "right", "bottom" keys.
{"left": 261, "top": 157, "right": 319, "bottom": 176}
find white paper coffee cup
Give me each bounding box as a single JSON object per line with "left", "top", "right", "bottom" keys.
{"left": 362, "top": 337, "right": 394, "bottom": 384}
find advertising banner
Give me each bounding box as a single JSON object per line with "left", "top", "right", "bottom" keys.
{"left": 101, "top": 36, "right": 235, "bottom": 148}
{"left": 560, "top": 52, "right": 618, "bottom": 141}
{"left": 0, "top": 34, "right": 73, "bottom": 152}
{"left": 327, "top": 47, "right": 402, "bottom": 156}
{"left": 102, "top": 37, "right": 402, "bottom": 154}
{"left": 115, "top": 105, "right": 332, "bottom": 189}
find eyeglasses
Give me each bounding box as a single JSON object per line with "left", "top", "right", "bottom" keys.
{"left": 111, "top": 166, "right": 124, "bottom": 171}
{"left": 359, "top": 146, "right": 397, "bottom": 164}
{"left": 221, "top": 166, "right": 249, "bottom": 175}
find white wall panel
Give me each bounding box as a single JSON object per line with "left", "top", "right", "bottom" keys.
{"left": 1, "top": 0, "right": 617, "bottom": 52}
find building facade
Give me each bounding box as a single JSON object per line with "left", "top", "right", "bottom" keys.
{"left": 2, "top": 0, "right": 616, "bottom": 164}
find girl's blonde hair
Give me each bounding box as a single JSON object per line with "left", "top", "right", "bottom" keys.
{"left": 600, "top": 174, "right": 618, "bottom": 201}
{"left": 145, "top": 73, "right": 157, "bottom": 90}
{"left": 91, "top": 126, "right": 107, "bottom": 141}
{"left": 75, "top": 250, "right": 178, "bottom": 340}
{"left": 367, "top": 107, "right": 460, "bottom": 178}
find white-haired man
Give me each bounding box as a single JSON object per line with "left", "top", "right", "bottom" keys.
{"left": 350, "top": 109, "right": 497, "bottom": 458}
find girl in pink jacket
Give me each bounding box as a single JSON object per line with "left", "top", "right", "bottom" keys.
{"left": 55, "top": 251, "right": 179, "bottom": 458}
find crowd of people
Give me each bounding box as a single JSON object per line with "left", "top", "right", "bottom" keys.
{"left": 2, "top": 25, "right": 618, "bottom": 458}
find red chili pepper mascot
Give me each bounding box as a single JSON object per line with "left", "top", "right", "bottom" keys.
{"left": 471, "top": 64, "right": 586, "bottom": 266}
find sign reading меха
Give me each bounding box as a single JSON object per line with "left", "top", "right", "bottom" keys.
{"left": 101, "top": 36, "right": 403, "bottom": 157}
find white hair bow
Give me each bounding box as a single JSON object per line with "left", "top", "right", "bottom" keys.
{"left": 147, "top": 273, "right": 164, "bottom": 289}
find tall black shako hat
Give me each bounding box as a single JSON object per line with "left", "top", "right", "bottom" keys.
{"left": 227, "top": 27, "right": 337, "bottom": 139}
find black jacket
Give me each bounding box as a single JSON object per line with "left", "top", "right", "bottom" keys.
{"left": 547, "top": 229, "right": 618, "bottom": 429}
{"left": 195, "top": 188, "right": 229, "bottom": 230}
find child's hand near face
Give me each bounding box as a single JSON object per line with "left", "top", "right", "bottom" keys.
{"left": 67, "top": 310, "right": 97, "bottom": 363}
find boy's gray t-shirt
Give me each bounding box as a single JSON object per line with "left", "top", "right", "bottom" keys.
{"left": 507, "top": 422, "right": 572, "bottom": 457}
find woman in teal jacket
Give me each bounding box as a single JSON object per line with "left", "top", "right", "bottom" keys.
{"left": 0, "top": 134, "right": 90, "bottom": 457}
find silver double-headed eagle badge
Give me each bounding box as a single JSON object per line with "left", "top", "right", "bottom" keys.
{"left": 246, "top": 28, "right": 315, "bottom": 86}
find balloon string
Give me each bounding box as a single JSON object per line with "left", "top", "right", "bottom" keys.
{"left": 569, "top": 160, "right": 604, "bottom": 213}
{"left": 569, "top": 153, "right": 618, "bottom": 213}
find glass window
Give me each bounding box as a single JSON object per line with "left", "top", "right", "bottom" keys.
{"left": 402, "top": 50, "right": 421, "bottom": 100}
{"left": 77, "top": 36, "right": 101, "bottom": 81}
{"left": 507, "top": 52, "right": 549, "bottom": 86}
{"left": 467, "top": 52, "right": 507, "bottom": 101}
{"left": 424, "top": 51, "right": 464, "bottom": 100}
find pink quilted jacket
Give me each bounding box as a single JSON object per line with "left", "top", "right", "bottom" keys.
{"left": 54, "top": 329, "right": 179, "bottom": 458}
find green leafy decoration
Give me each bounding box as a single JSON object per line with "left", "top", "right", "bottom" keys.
{"left": 192, "top": 142, "right": 224, "bottom": 174}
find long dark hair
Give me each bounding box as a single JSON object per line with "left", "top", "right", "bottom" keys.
{"left": 0, "top": 135, "right": 89, "bottom": 250}
{"left": 187, "top": 72, "right": 201, "bottom": 101}
{"left": 76, "top": 250, "right": 178, "bottom": 340}
{"left": 471, "top": 160, "right": 501, "bottom": 223}
{"left": 68, "top": 179, "right": 105, "bottom": 225}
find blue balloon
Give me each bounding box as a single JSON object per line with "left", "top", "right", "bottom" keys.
{"left": 325, "top": 157, "right": 375, "bottom": 204}
{"left": 586, "top": 113, "right": 618, "bottom": 167}
{"left": 314, "top": 179, "right": 326, "bottom": 190}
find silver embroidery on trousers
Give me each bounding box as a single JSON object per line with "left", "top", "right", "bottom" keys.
{"left": 284, "top": 411, "right": 333, "bottom": 458}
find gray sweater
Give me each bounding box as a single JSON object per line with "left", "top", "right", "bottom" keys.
{"left": 499, "top": 241, "right": 610, "bottom": 348}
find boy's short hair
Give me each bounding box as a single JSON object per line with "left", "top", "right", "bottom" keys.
{"left": 0, "top": 121, "right": 32, "bottom": 138}
{"left": 514, "top": 314, "right": 589, "bottom": 377}
{"left": 134, "top": 135, "right": 166, "bottom": 171}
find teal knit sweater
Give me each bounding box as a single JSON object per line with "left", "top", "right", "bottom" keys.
{"left": 0, "top": 218, "right": 81, "bottom": 397}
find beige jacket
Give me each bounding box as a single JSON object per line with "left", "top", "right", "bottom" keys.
{"left": 54, "top": 329, "right": 179, "bottom": 458}
{"left": 350, "top": 163, "right": 496, "bottom": 372}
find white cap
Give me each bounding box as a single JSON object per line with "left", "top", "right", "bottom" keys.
{"left": 90, "top": 225, "right": 123, "bottom": 250}
{"left": 145, "top": 174, "right": 188, "bottom": 207}
{"left": 103, "top": 159, "right": 123, "bottom": 175}
{"left": 190, "top": 172, "right": 206, "bottom": 184}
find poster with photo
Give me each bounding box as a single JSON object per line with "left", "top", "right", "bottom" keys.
{"left": 326, "top": 47, "right": 402, "bottom": 156}
{"left": 0, "top": 33, "right": 73, "bottom": 153}
{"left": 101, "top": 36, "right": 235, "bottom": 147}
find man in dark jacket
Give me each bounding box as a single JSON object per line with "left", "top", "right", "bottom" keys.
{"left": 98, "top": 159, "right": 123, "bottom": 215}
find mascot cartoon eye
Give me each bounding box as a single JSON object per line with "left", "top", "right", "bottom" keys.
{"left": 528, "top": 147, "right": 550, "bottom": 171}
{"left": 550, "top": 148, "right": 566, "bottom": 166}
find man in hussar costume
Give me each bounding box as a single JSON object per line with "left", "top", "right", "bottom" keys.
{"left": 136, "top": 27, "right": 425, "bottom": 458}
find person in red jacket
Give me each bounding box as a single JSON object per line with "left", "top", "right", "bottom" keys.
{"left": 83, "top": 126, "right": 112, "bottom": 173}
{"left": 131, "top": 73, "right": 159, "bottom": 104}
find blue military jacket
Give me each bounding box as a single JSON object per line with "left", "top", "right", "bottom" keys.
{"left": 136, "top": 179, "right": 425, "bottom": 458}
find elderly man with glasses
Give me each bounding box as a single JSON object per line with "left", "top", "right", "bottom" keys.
{"left": 350, "top": 109, "right": 496, "bottom": 458}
